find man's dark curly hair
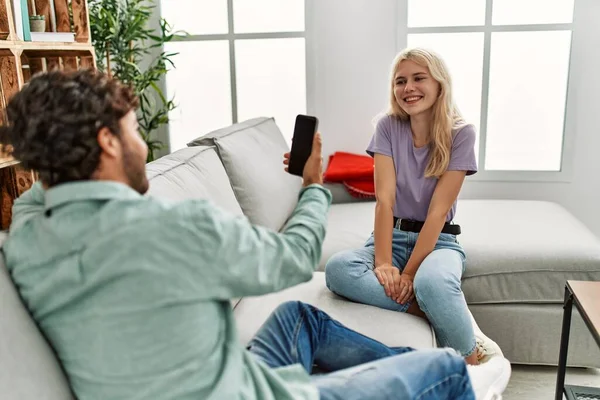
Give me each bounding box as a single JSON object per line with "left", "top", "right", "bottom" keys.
{"left": 0, "top": 69, "right": 139, "bottom": 186}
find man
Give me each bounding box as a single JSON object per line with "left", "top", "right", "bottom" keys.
{"left": 1, "top": 70, "right": 510, "bottom": 399}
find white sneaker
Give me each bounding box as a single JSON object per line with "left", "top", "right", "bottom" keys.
{"left": 476, "top": 334, "right": 503, "bottom": 364}
{"left": 467, "top": 357, "right": 512, "bottom": 400}
{"left": 469, "top": 311, "right": 504, "bottom": 363}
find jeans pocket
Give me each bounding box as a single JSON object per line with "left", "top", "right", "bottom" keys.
{"left": 438, "top": 233, "right": 457, "bottom": 243}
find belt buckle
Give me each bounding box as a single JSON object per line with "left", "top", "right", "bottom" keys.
{"left": 395, "top": 218, "right": 404, "bottom": 230}
{"left": 398, "top": 219, "right": 418, "bottom": 231}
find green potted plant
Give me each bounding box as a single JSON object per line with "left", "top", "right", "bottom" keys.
{"left": 89, "top": 0, "right": 182, "bottom": 162}
{"left": 29, "top": 15, "right": 45, "bottom": 32}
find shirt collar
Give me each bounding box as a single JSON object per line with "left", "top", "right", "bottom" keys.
{"left": 45, "top": 181, "right": 142, "bottom": 212}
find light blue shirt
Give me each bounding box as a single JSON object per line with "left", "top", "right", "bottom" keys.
{"left": 4, "top": 180, "right": 332, "bottom": 399}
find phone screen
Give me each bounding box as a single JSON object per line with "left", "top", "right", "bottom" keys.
{"left": 288, "top": 115, "right": 318, "bottom": 177}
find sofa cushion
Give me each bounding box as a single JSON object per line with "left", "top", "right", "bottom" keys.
{"left": 188, "top": 117, "right": 302, "bottom": 231}
{"left": 317, "top": 198, "right": 600, "bottom": 305}
{"left": 0, "top": 233, "right": 74, "bottom": 399}
{"left": 146, "top": 146, "right": 244, "bottom": 309}
{"left": 234, "top": 272, "right": 435, "bottom": 349}
{"left": 460, "top": 200, "right": 600, "bottom": 304}
{"left": 146, "top": 145, "right": 243, "bottom": 217}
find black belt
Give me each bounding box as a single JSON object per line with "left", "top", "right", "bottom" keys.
{"left": 393, "top": 217, "right": 461, "bottom": 235}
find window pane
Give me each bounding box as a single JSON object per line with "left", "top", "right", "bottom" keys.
{"left": 235, "top": 38, "right": 306, "bottom": 143}
{"left": 160, "top": 0, "right": 228, "bottom": 35}
{"left": 165, "top": 41, "right": 232, "bottom": 152}
{"left": 233, "top": 0, "right": 304, "bottom": 33}
{"left": 408, "top": 33, "right": 484, "bottom": 163}
{"left": 408, "top": 0, "right": 486, "bottom": 27}
{"left": 485, "top": 31, "right": 571, "bottom": 171}
{"left": 492, "top": 0, "right": 574, "bottom": 25}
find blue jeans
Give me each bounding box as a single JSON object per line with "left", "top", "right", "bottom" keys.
{"left": 248, "top": 301, "right": 475, "bottom": 400}
{"left": 324, "top": 229, "right": 476, "bottom": 357}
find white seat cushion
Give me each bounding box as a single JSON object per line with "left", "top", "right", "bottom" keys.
{"left": 234, "top": 272, "right": 435, "bottom": 349}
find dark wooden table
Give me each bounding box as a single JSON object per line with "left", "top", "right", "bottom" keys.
{"left": 555, "top": 281, "right": 600, "bottom": 400}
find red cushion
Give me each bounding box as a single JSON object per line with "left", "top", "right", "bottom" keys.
{"left": 324, "top": 152, "right": 374, "bottom": 182}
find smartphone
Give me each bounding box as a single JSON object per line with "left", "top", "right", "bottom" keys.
{"left": 288, "top": 114, "right": 319, "bottom": 177}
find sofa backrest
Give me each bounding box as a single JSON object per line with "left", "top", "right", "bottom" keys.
{"left": 145, "top": 144, "right": 245, "bottom": 309}
{"left": 188, "top": 117, "right": 302, "bottom": 231}
{"left": 0, "top": 233, "right": 74, "bottom": 399}
{"left": 146, "top": 145, "right": 244, "bottom": 217}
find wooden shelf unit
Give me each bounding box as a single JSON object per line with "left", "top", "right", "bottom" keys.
{"left": 0, "top": 0, "right": 96, "bottom": 229}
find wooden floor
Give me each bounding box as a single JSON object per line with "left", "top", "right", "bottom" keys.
{"left": 505, "top": 365, "right": 600, "bottom": 400}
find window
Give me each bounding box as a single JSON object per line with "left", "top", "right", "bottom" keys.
{"left": 161, "top": 0, "right": 307, "bottom": 151}
{"left": 404, "top": 0, "right": 574, "bottom": 179}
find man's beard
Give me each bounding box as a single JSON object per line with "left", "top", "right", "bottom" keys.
{"left": 122, "top": 145, "right": 149, "bottom": 195}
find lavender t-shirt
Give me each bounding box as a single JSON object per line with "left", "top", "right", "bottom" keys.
{"left": 367, "top": 115, "right": 477, "bottom": 222}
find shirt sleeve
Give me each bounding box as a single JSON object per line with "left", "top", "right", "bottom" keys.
{"left": 10, "top": 181, "right": 45, "bottom": 231}
{"left": 447, "top": 124, "right": 478, "bottom": 176}
{"left": 366, "top": 115, "right": 393, "bottom": 158}
{"left": 162, "top": 184, "right": 332, "bottom": 300}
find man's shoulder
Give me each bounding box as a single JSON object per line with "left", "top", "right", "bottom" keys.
{"left": 6, "top": 195, "right": 218, "bottom": 254}
{"left": 104, "top": 195, "right": 218, "bottom": 231}
{"left": 4, "top": 196, "right": 223, "bottom": 278}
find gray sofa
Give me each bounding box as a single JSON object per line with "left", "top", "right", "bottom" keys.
{"left": 2, "top": 117, "right": 600, "bottom": 399}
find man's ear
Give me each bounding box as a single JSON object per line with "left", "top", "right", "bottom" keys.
{"left": 97, "top": 127, "right": 121, "bottom": 158}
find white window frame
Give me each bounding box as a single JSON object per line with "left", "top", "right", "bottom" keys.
{"left": 164, "top": 0, "right": 310, "bottom": 129}
{"left": 397, "top": 0, "right": 576, "bottom": 183}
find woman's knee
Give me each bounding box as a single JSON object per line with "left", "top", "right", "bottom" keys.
{"left": 413, "top": 255, "right": 461, "bottom": 304}
{"left": 324, "top": 251, "right": 351, "bottom": 290}
{"left": 324, "top": 250, "right": 371, "bottom": 291}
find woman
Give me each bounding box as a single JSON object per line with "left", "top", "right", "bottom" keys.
{"left": 325, "top": 47, "right": 502, "bottom": 365}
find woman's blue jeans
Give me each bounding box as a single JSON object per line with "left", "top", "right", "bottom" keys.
{"left": 325, "top": 229, "right": 477, "bottom": 357}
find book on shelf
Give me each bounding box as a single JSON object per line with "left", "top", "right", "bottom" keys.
{"left": 30, "top": 32, "right": 75, "bottom": 42}
{"left": 12, "top": 0, "right": 31, "bottom": 41}
{"left": 12, "top": 0, "right": 75, "bottom": 42}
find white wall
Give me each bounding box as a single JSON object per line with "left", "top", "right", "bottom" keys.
{"left": 309, "top": 0, "right": 600, "bottom": 237}
{"left": 308, "top": 0, "right": 398, "bottom": 158}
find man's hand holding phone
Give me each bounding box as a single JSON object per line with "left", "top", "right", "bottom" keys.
{"left": 283, "top": 132, "right": 323, "bottom": 187}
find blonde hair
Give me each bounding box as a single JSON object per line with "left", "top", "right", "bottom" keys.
{"left": 387, "top": 47, "right": 466, "bottom": 178}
